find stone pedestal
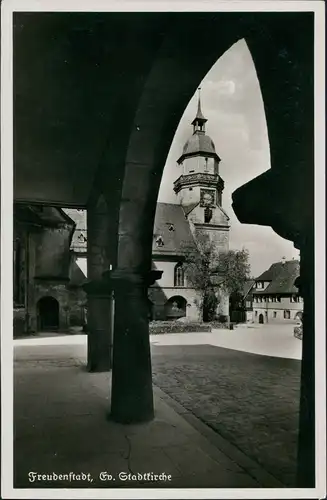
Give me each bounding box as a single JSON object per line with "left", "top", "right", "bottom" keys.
{"left": 108, "top": 269, "right": 162, "bottom": 424}
{"left": 83, "top": 279, "right": 114, "bottom": 372}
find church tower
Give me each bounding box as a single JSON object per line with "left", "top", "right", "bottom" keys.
{"left": 173, "top": 90, "right": 230, "bottom": 254}
{"left": 173, "top": 91, "right": 230, "bottom": 320}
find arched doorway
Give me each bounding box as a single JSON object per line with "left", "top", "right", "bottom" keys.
{"left": 258, "top": 313, "right": 264, "bottom": 324}
{"left": 37, "top": 296, "right": 59, "bottom": 331}
{"left": 165, "top": 296, "right": 187, "bottom": 320}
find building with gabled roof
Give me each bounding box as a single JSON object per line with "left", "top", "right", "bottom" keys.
{"left": 252, "top": 259, "right": 303, "bottom": 324}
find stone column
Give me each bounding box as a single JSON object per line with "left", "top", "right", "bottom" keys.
{"left": 83, "top": 280, "right": 113, "bottom": 372}
{"left": 86, "top": 195, "right": 115, "bottom": 372}
{"left": 295, "top": 233, "right": 315, "bottom": 487}
{"left": 108, "top": 269, "right": 162, "bottom": 423}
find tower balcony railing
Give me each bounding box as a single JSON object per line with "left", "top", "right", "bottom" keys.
{"left": 173, "top": 172, "right": 224, "bottom": 193}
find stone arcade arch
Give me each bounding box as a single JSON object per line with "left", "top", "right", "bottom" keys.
{"left": 107, "top": 21, "right": 313, "bottom": 485}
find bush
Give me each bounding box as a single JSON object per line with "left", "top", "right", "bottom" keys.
{"left": 210, "top": 321, "right": 230, "bottom": 329}
{"left": 294, "top": 325, "right": 303, "bottom": 340}
{"left": 149, "top": 321, "right": 211, "bottom": 334}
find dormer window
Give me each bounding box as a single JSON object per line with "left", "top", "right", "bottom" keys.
{"left": 78, "top": 232, "right": 87, "bottom": 243}
{"left": 156, "top": 236, "right": 164, "bottom": 247}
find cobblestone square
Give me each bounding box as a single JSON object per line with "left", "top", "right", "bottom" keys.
{"left": 151, "top": 339, "right": 301, "bottom": 486}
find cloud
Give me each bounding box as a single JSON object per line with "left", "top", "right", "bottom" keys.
{"left": 214, "top": 80, "right": 236, "bottom": 96}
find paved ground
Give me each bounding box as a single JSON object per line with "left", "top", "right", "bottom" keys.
{"left": 151, "top": 343, "right": 301, "bottom": 487}
{"left": 13, "top": 343, "right": 274, "bottom": 490}
{"left": 13, "top": 325, "right": 301, "bottom": 488}
{"left": 16, "top": 323, "right": 302, "bottom": 360}
{"left": 150, "top": 324, "right": 301, "bottom": 486}
{"left": 151, "top": 323, "right": 302, "bottom": 360}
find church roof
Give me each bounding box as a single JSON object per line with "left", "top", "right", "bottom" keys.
{"left": 254, "top": 260, "right": 300, "bottom": 295}
{"left": 152, "top": 202, "right": 196, "bottom": 256}
{"left": 63, "top": 209, "right": 87, "bottom": 253}
{"left": 181, "top": 132, "right": 217, "bottom": 158}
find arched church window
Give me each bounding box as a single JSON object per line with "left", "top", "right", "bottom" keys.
{"left": 174, "top": 262, "right": 184, "bottom": 287}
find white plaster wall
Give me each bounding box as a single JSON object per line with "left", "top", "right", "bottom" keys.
{"left": 253, "top": 297, "right": 303, "bottom": 323}
{"left": 183, "top": 156, "right": 200, "bottom": 174}
{"left": 153, "top": 260, "right": 179, "bottom": 288}
{"left": 177, "top": 185, "right": 201, "bottom": 207}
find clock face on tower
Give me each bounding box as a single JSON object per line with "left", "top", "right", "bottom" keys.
{"left": 200, "top": 189, "right": 215, "bottom": 208}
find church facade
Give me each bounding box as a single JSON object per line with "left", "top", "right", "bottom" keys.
{"left": 149, "top": 96, "right": 230, "bottom": 322}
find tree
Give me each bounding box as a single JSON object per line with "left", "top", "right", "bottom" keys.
{"left": 181, "top": 232, "right": 250, "bottom": 322}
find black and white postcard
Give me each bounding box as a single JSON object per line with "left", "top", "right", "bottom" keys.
{"left": 1, "top": 1, "right": 325, "bottom": 498}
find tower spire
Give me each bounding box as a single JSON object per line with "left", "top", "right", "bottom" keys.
{"left": 192, "top": 87, "right": 207, "bottom": 133}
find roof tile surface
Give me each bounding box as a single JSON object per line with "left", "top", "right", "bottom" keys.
{"left": 255, "top": 260, "right": 300, "bottom": 295}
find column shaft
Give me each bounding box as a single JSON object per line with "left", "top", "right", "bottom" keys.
{"left": 87, "top": 292, "right": 113, "bottom": 372}
{"left": 86, "top": 195, "right": 115, "bottom": 372}
{"left": 296, "top": 235, "right": 315, "bottom": 487}
{"left": 110, "top": 271, "right": 161, "bottom": 423}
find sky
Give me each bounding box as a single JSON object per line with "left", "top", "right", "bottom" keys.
{"left": 158, "top": 39, "right": 299, "bottom": 278}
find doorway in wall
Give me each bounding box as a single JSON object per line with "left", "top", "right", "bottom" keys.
{"left": 37, "top": 296, "right": 59, "bottom": 331}
{"left": 259, "top": 313, "right": 264, "bottom": 324}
